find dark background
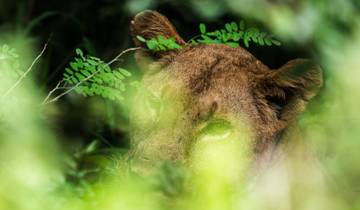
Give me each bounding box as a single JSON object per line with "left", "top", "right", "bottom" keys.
{"left": 0, "top": 0, "right": 314, "bottom": 152}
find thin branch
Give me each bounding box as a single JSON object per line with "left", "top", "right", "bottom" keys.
{"left": 107, "top": 47, "right": 141, "bottom": 65}
{"left": 187, "top": 34, "right": 202, "bottom": 44}
{"left": 42, "top": 47, "right": 141, "bottom": 105}
{"left": 41, "top": 80, "right": 64, "bottom": 105}
{"left": 42, "top": 69, "right": 100, "bottom": 105}
{"left": 2, "top": 42, "right": 48, "bottom": 98}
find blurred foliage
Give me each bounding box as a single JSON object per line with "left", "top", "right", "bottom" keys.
{"left": 0, "top": 45, "right": 23, "bottom": 90}
{"left": 0, "top": 0, "right": 360, "bottom": 210}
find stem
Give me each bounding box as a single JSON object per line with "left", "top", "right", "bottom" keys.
{"left": 107, "top": 47, "right": 141, "bottom": 65}
{"left": 187, "top": 34, "right": 202, "bottom": 44}
{"left": 42, "top": 47, "right": 141, "bottom": 105}
{"left": 2, "top": 42, "right": 48, "bottom": 98}
{"left": 42, "top": 69, "right": 100, "bottom": 105}
{"left": 41, "top": 80, "right": 64, "bottom": 105}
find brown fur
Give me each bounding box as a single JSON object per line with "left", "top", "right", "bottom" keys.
{"left": 128, "top": 11, "right": 323, "bottom": 170}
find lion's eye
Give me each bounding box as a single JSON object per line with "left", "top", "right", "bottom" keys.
{"left": 196, "top": 119, "right": 234, "bottom": 142}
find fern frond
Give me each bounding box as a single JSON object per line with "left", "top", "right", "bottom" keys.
{"left": 63, "top": 49, "right": 132, "bottom": 102}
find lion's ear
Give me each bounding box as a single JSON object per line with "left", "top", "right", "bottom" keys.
{"left": 258, "top": 59, "right": 323, "bottom": 123}
{"left": 130, "top": 10, "right": 186, "bottom": 71}
{"left": 130, "top": 10, "right": 186, "bottom": 49}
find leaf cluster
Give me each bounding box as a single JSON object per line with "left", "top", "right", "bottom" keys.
{"left": 0, "top": 45, "right": 23, "bottom": 80}
{"left": 63, "top": 49, "right": 132, "bottom": 101}
{"left": 136, "top": 21, "right": 281, "bottom": 52}
{"left": 136, "top": 35, "right": 182, "bottom": 52}
{"left": 194, "top": 21, "right": 281, "bottom": 48}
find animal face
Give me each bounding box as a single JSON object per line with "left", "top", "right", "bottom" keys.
{"left": 128, "top": 11, "right": 323, "bottom": 172}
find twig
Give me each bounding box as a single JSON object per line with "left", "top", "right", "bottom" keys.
{"left": 107, "top": 47, "right": 141, "bottom": 65}
{"left": 2, "top": 42, "right": 48, "bottom": 98}
{"left": 41, "top": 80, "right": 64, "bottom": 105}
{"left": 42, "top": 47, "right": 141, "bottom": 105}
{"left": 42, "top": 70, "right": 100, "bottom": 105}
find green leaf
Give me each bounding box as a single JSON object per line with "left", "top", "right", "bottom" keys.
{"left": 159, "top": 45, "right": 166, "bottom": 51}
{"left": 243, "top": 34, "right": 250, "bottom": 48}
{"left": 114, "top": 71, "right": 125, "bottom": 80}
{"left": 71, "top": 77, "right": 79, "bottom": 84}
{"left": 75, "top": 73, "right": 86, "bottom": 81}
{"left": 87, "top": 59, "right": 98, "bottom": 66}
{"left": 231, "top": 33, "right": 241, "bottom": 41}
{"left": 89, "top": 56, "right": 101, "bottom": 61}
{"left": 84, "top": 140, "right": 100, "bottom": 154}
{"left": 70, "top": 62, "right": 79, "bottom": 71}
{"left": 222, "top": 33, "right": 230, "bottom": 42}
{"left": 225, "top": 42, "right": 240, "bottom": 48}
{"left": 81, "top": 70, "right": 91, "bottom": 77}
{"left": 119, "top": 68, "right": 132, "bottom": 77}
{"left": 271, "top": 39, "right": 281, "bottom": 46}
{"left": 264, "top": 37, "right": 272, "bottom": 46}
{"left": 258, "top": 37, "right": 264, "bottom": 45}
{"left": 225, "top": 23, "right": 232, "bottom": 32}
{"left": 147, "top": 39, "right": 159, "bottom": 50}
{"left": 63, "top": 73, "right": 71, "bottom": 80}
{"left": 200, "top": 23, "right": 207, "bottom": 34}
{"left": 76, "top": 48, "right": 83, "bottom": 57}
{"left": 239, "top": 20, "right": 245, "bottom": 30}
{"left": 231, "top": 22, "right": 238, "bottom": 31}
{"left": 87, "top": 65, "right": 97, "bottom": 73}
{"left": 137, "top": 35, "right": 146, "bottom": 43}
{"left": 251, "top": 34, "right": 258, "bottom": 43}
{"left": 65, "top": 68, "right": 73, "bottom": 75}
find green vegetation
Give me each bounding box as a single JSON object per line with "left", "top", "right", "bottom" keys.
{"left": 0, "top": 1, "right": 360, "bottom": 210}
{"left": 0, "top": 45, "right": 23, "bottom": 83}
{"left": 194, "top": 21, "right": 281, "bottom": 48}
{"left": 63, "top": 49, "right": 132, "bottom": 101}
{"left": 137, "top": 35, "right": 182, "bottom": 51}
{"left": 137, "top": 21, "right": 281, "bottom": 51}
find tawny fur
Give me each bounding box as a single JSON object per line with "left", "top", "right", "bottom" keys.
{"left": 129, "top": 11, "right": 323, "bottom": 167}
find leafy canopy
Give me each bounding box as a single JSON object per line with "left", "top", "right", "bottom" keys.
{"left": 63, "top": 49, "right": 132, "bottom": 101}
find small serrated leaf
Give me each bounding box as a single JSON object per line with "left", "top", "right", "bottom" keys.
{"left": 119, "top": 68, "right": 132, "bottom": 77}
{"left": 231, "top": 22, "right": 238, "bottom": 31}
{"left": 147, "top": 39, "right": 159, "bottom": 51}
{"left": 87, "top": 59, "right": 98, "bottom": 66}
{"left": 70, "top": 62, "right": 79, "bottom": 71}
{"left": 271, "top": 39, "right": 281, "bottom": 46}
{"left": 75, "top": 73, "right": 86, "bottom": 81}
{"left": 71, "top": 77, "right": 79, "bottom": 84}
{"left": 239, "top": 20, "right": 245, "bottom": 30}
{"left": 65, "top": 68, "right": 74, "bottom": 75}
{"left": 76, "top": 48, "right": 83, "bottom": 56}
{"left": 232, "top": 33, "right": 241, "bottom": 41}
{"left": 264, "top": 37, "right": 272, "bottom": 46}
{"left": 200, "top": 23, "right": 207, "bottom": 34}
{"left": 258, "top": 37, "right": 264, "bottom": 45}
{"left": 243, "top": 34, "right": 250, "bottom": 48}
{"left": 136, "top": 35, "right": 146, "bottom": 43}
{"left": 226, "top": 42, "right": 240, "bottom": 48}
{"left": 225, "top": 23, "right": 232, "bottom": 32}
